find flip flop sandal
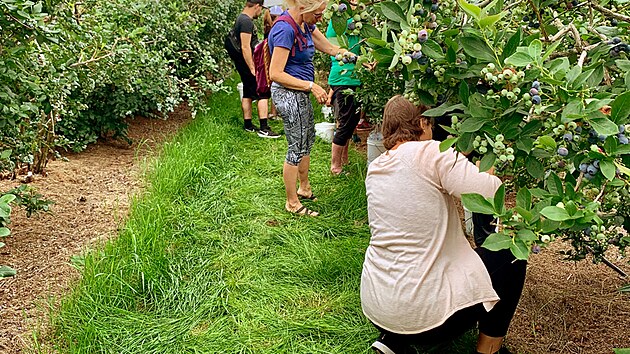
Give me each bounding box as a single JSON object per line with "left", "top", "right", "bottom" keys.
{"left": 288, "top": 205, "right": 318, "bottom": 216}
{"left": 298, "top": 193, "right": 317, "bottom": 201}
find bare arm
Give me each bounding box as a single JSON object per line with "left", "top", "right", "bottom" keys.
{"left": 269, "top": 46, "right": 328, "bottom": 104}
{"left": 312, "top": 27, "right": 341, "bottom": 56}
{"left": 240, "top": 32, "right": 255, "bottom": 75}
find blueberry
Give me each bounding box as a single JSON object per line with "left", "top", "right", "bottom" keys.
{"left": 557, "top": 147, "right": 569, "bottom": 156}
{"left": 612, "top": 37, "right": 622, "bottom": 44}
{"left": 528, "top": 21, "right": 535, "bottom": 28}
{"left": 589, "top": 129, "right": 597, "bottom": 137}
{"left": 418, "top": 56, "right": 428, "bottom": 65}
{"left": 426, "top": 67, "right": 434, "bottom": 75}
{"left": 620, "top": 125, "right": 625, "bottom": 133}
{"left": 611, "top": 19, "right": 618, "bottom": 26}
{"left": 593, "top": 160, "right": 600, "bottom": 169}
{"left": 532, "top": 22, "right": 540, "bottom": 29}
{"left": 338, "top": 3, "right": 347, "bottom": 12}
{"left": 620, "top": 135, "right": 629, "bottom": 144}
{"left": 532, "top": 80, "right": 540, "bottom": 89}
{"left": 598, "top": 134, "right": 606, "bottom": 141}
{"left": 532, "top": 244, "right": 541, "bottom": 254}
{"left": 431, "top": 3, "right": 439, "bottom": 11}
{"left": 415, "top": 9, "right": 425, "bottom": 16}
{"left": 584, "top": 227, "right": 591, "bottom": 235}
{"left": 563, "top": 132, "right": 573, "bottom": 141}
{"left": 587, "top": 164, "right": 598, "bottom": 175}
{"left": 575, "top": 126, "right": 582, "bottom": 134}
{"left": 579, "top": 163, "right": 588, "bottom": 173}
{"left": 530, "top": 88, "right": 539, "bottom": 96}
{"left": 523, "top": 15, "right": 530, "bottom": 22}
{"left": 532, "top": 95, "right": 541, "bottom": 104}
{"left": 348, "top": 22, "right": 356, "bottom": 30}
{"left": 411, "top": 51, "right": 423, "bottom": 60}
{"left": 571, "top": 0, "right": 578, "bottom": 6}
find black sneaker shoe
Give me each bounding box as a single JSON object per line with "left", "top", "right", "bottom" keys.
{"left": 244, "top": 125, "right": 259, "bottom": 133}
{"left": 257, "top": 127, "right": 281, "bottom": 138}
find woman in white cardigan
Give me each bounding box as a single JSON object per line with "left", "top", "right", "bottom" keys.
{"left": 362, "top": 96, "right": 526, "bottom": 354}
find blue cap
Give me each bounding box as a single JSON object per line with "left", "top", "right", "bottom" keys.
{"left": 269, "top": 5, "right": 283, "bottom": 16}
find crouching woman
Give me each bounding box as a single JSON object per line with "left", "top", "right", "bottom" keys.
{"left": 361, "top": 95, "right": 526, "bottom": 354}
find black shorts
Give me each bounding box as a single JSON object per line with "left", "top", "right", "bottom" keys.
{"left": 226, "top": 43, "right": 266, "bottom": 100}
{"left": 373, "top": 247, "right": 527, "bottom": 351}
{"left": 331, "top": 85, "right": 361, "bottom": 146}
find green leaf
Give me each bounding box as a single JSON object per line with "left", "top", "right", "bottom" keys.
{"left": 600, "top": 159, "right": 616, "bottom": 180}
{"left": 493, "top": 184, "right": 505, "bottom": 214}
{"left": 540, "top": 206, "right": 571, "bottom": 221}
{"left": 505, "top": 51, "right": 534, "bottom": 67}
{"left": 510, "top": 240, "right": 530, "bottom": 260}
{"left": 479, "top": 12, "right": 506, "bottom": 28}
{"left": 459, "top": 81, "right": 470, "bottom": 105}
{"left": 542, "top": 40, "right": 562, "bottom": 61}
{"left": 461, "top": 193, "right": 495, "bottom": 214}
{"left": 589, "top": 116, "right": 620, "bottom": 136}
{"left": 422, "top": 39, "right": 444, "bottom": 60}
{"left": 516, "top": 188, "right": 532, "bottom": 210}
{"left": 479, "top": 153, "right": 496, "bottom": 172}
{"left": 566, "top": 65, "right": 582, "bottom": 85}
{"left": 460, "top": 117, "right": 487, "bottom": 132}
{"left": 422, "top": 102, "right": 465, "bottom": 117}
{"left": 528, "top": 39, "right": 543, "bottom": 59}
{"left": 439, "top": 137, "right": 458, "bottom": 152}
{"left": 482, "top": 232, "right": 513, "bottom": 251}
{"left": 360, "top": 24, "right": 381, "bottom": 39}
{"left": 0, "top": 194, "right": 16, "bottom": 204}
{"left": 457, "top": 0, "right": 481, "bottom": 20}
{"left": 616, "top": 60, "right": 630, "bottom": 71}
{"left": 0, "top": 227, "right": 10, "bottom": 237}
{"left": 547, "top": 172, "right": 564, "bottom": 197}
{"left": 332, "top": 15, "right": 349, "bottom": 37}
{"left": 460, "top": 36, "right": 497, "bottom": 64}
{"left": 0, "top": 266, "right": 16, "bottom": 278}
{"left": 380, "top": 1, "right": 408, "bottom": 25}
{"left": 517, "top": 229, "right": 538, "bottom": 241}
{"left": 561, "top": 99, "right": 583, "bottom": 122}
{"left": 615, "top": 161, "right": 630, "bottom": 177}
{"left": 611, "top": 91, "right": 630, "bottom": 124}
{"left": 613, "top": 348, "right": 630, "bottom": 354}
{"left": 526, "top": 156, "right": 544, "bottom": 179}
{"left": 501, "top": 28, "right": 521, "bottom": 61}
{"left": 537, "top": 135, "right": 557, "bottom": 150}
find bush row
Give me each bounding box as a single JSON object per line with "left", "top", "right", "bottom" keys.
{"left": 0, "top": 0, "right": 242, "bottom": 174}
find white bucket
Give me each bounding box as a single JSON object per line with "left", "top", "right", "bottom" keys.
{"left": 237, "top": 82, "right": 244, "bottom": 100}
{"left": 367, "top": 131, "right": 385, "bottom": 165}
{"left": 314, "top": 122, "right": 335, "bottom": 143}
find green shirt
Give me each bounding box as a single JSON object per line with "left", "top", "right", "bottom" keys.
{"left": 326, "top": 20, "right": 361, "bottom": 86}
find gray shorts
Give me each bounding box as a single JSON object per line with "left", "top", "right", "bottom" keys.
{"left": 271, "top": 83, "right": 315, "bottom": 166}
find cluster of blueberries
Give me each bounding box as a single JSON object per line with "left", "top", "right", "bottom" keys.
{"left": 529, "top": 80, "right": 542, "bottom": 105}
{"left": 609, "top": 37, "right": 630, "bottom": 57}
{"left": 521, "top": 15, "right": 540, "bottom": 29}
{"left": 579, "top": 159, "right": 601, "bottom": 180}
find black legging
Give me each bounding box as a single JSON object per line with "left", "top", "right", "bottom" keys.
{"left": 373, "top": 249, "right": 526, "bottom": 353}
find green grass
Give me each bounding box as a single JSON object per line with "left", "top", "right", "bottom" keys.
{"left": 48, "top": 81, "right": 477, "bottom": 353}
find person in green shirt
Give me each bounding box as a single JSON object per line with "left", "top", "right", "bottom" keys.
{"left": 325, "top": 7, "right": 362, "bottom": 175}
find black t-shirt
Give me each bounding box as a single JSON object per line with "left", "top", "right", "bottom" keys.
{"left": 233, "top": 14, "right": 259, "bottom": 52}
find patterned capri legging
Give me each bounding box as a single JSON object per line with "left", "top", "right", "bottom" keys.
{"left": 271, "top": 83, "right": 315, "bottom": 166}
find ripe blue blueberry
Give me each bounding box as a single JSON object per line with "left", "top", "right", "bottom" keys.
{"left": 620, "top": 125, "right": 626, "bottom": 133}
{"left": 347, "top": 21, "right": 356, "bottom": 30}
{"left": 557, "top": 147, "right": 569, "bottom": 156}
{"left": 563, "top": 133, "right": 573, "bottom": 142}
{"left": 579, "top": 163, "right": 588, "bottom": 173}
{"left": 338, "top": 3, "right": 347, "bottom": 12}
{"left": 532, "top": 95, "right": 541, "bottom": 104}
{"left": 620, "top": 135, "right": 629, "bottom": 144}
{"left": 532, "top": 80, "right": 540, "bottom": 89}
{"left": 431, "top": 3, "right": 439, "bottom": 11}
{"left": 587, "top": 164, "right": 598, "bottom": 175}
{"left": 532, "top": 244, "right": 541, "bottom": 254}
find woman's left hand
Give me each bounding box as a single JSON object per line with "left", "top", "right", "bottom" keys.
{"left": 311, "top": 83, "right": 328, "bottom": 105}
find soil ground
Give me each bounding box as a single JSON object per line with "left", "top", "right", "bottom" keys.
{"left": 0, "top": 114, "right": 629, "bottom": 354}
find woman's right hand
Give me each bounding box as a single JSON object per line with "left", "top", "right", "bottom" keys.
{"left": 311, "top": 83, "right": 328, "bottom": 105}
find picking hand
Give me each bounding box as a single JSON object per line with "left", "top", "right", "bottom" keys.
{"left": 311, "top": 83, "right": 328, "bottom": 105}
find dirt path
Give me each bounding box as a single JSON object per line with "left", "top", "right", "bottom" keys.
{"left": 0, "top": 108, "right": 190, "bottom": 353}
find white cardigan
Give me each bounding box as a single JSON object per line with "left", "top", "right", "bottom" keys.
{"left": 361, "top": 140, "right": 501, "bottom": 334}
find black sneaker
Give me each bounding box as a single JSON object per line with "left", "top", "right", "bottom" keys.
{"left": 257, "top": 127, "right": 281, "bottom": 139}
{"left": 244, "top": 125, "right": 259, "bottom": 133}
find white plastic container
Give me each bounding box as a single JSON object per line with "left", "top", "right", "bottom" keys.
{"left": 321, "top": 106, "right": 333, "bottom": 121}
{"left": 237, "top": 82, "right": 244, "bottom": 100}
{"left": 367, "top": 131, "right": 385, "bottom": 165}
{"left": 314, "top": 122, "right": 335, "bottom": 143}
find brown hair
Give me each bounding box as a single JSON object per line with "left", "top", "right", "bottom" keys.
{"left": 382, "top": 95, "right": 431, "bottom": 150}
{"left": 246, "top": 0, "right": 264, "bottom": 7}
{"left": 263, "top": 10, "right": 273, "bottom": 36}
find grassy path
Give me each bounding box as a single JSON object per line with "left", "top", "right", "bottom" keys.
{"left": 51, "top": 86, "right": 377, "bottom": 353}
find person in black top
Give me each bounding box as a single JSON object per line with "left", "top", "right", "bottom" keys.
{"left": 224, "top": 0, "right": 279, "bottom": 138}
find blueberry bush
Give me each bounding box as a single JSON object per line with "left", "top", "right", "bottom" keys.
{"left": 1, "top": 0, "right": 242, "bottom": 175}
{"left": 326, "top": 0, "right": 630, "bottom": 262}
